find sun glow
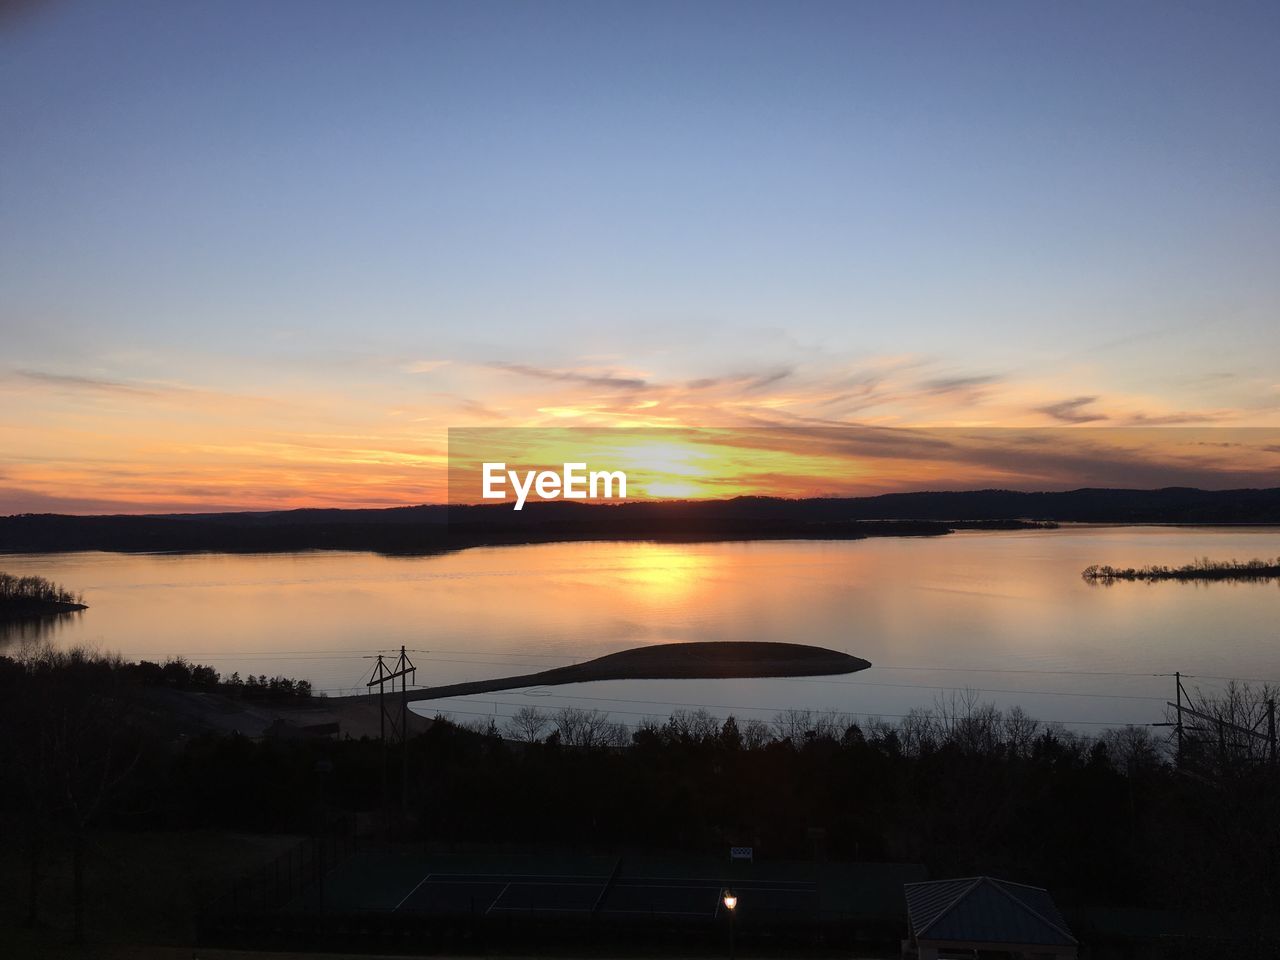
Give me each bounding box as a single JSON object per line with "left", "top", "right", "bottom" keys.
{"left": 612, "top": 546, "right": 711, "bottom": 605}
{"left": 5, "top": 354, "right": 1279, "bottom": 514}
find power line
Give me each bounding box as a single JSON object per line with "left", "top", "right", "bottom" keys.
{"left": 116, "top": 645, "right": 1274, "bottom": 725}
{"left": 125, "top": 646, "right": 1280, "bottom": 686}
{"left": 871, "top": 664, "right": 1177, "bottom": 678}
{"left": 315, "top": 673, "right": 1167, "bottom": 704}
{"left": 138, "top": 652, "right": 574, "bottom": 671}
{"left": 779, "top": 677, "right": 1168, "bottom": 701}
{"left": 123, "top": 649, "right": 1186, "bottom": 681}
{"left": 140, "top": 653, "right": 372, "bottom": 661}
{"left": 434, "top": 704, "right": 1157, "bottom": 730}
{"left": 1180, "top": 673, "right": 1280, "bottom": 685}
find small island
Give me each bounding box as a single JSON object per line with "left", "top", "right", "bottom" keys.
{"left": 339, "top": 640, "right": 872, "bottom": 705}
{"left": 0, "top": 572, "right": 87, "bottom": 620}
{"left": 1082, "top": 557, "right": 1280, "bottom": 584}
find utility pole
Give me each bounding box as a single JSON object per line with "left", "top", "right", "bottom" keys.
{"left": 1166, "top": 672, "right": 1277, "bottom": 777}
{"left": 1174, "top": 671, "right": 1184, "bottom": 767}
{"left": 368, "top": 646, "right": 416, "bottom": 824}
{"left": 1268, "top": 699, "right": 1276, "bottom": 765}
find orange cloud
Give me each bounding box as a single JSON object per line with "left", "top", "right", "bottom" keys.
{"left": 1, "top": 356, "right": 1278, "bottom": 513}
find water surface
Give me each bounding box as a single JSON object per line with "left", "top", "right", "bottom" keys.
{"left": 4, "top": 526, "right": 1277, "bottom": 731}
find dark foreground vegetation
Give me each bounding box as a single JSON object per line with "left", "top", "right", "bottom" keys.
{"left": 0, "top": 571, "right": 86, "bottom": 618}
{"left": 2, "top": 649, "right": 1278, "bottom": 956}
{"left": 4, "top": 485, "right": 1279, "bottom": 555}
{"left": 1083, "top": 556, "right": 1280, "bottom": 584}
{"left": 129, "top": 655, "right": 314, "bottom": 700}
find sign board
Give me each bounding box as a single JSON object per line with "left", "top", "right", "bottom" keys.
{"left": 729, "top": 846, "right": 753, "bottom": 862}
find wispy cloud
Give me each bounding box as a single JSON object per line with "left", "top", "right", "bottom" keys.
{"left": 917, "top": 374, "right": 1002, "bottom": 396}
{"left": 686, "top": 367, "right": 794, "bottom": 392}
{"left": 7, "top": 368, "right": 283, "bottom": 410}
{"left": 12, "top": 369, "right": 160, "bottom": 397}
{"left": 453, "top": 397, "right": 505, "bottom": 420}
{"left": 4, "top": 350, "right": 1275, "bottom": 513}
{"left": 1126, "top": 411, "right": 1226, "bottom": 425}
{"left": 1036, "top": 396, "right": 1109, "bottom": 424}
{"left": 488, "top": 362, "right": 650, "bottom": 391}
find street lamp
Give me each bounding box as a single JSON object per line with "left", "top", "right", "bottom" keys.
{"left": 721, "top": 888, "right": 738, "bottom": 960}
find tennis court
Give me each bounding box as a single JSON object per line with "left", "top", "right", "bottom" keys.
{"left": 307, "top": 849, "right": 918, "bottom": 925}
{"left": 393, "top": 868, "right": 817, "bottom": 918}
{"left": 208, "top": 846, "right": 924, "bottom": 952}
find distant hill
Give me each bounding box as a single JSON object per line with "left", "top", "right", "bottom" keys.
{"left": 1, "top": 487, "right": 1277, "bottom": 555}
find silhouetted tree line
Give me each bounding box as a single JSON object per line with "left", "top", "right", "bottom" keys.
{"left": 2, "top": 650, "right": 1278, "bottom": 947}
{"left": 0, "top": 571, "right": 82, "bottom": 604}
{"left": 220, "top": 670, "right": 314, "bottom": 700}
{"left": 116, "top": 655, "right": 313, "bottom": 700}
{"left": 1083, "top": 556, "right": 1280, "bottom": 584}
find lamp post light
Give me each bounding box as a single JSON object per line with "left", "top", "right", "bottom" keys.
{"left": 721, "top": 887, "right": 738, "bottom": 960}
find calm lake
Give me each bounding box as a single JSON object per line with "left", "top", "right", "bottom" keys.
{"left": 3, "top": 526, "right": 1278, "bottom": 731}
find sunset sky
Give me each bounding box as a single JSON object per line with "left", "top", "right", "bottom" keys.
{"left": 3, "top": 1, "right": 1279, "bottom": 512}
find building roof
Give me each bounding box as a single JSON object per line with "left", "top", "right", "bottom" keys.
{"left": 904, "top": 876, "right": 1077, "bottom": 947}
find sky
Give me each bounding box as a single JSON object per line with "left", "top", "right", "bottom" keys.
{"left": 2, "top": 1, "right": 1279, "bottom": 512}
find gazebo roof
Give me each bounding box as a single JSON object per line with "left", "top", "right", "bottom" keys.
{"left": 905, "top": 876, "right": 1077, "bottom": 947}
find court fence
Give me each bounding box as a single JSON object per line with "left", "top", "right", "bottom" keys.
{"left": 202, "top": 816, "right": 361, "bottom": 927}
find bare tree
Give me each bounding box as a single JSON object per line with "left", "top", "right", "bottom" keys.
{"left": 1003, "top": 705, "right": 1041, "bottom": 758}
{"left": 1172, "top": 680, "right": 1275, "bottom": 773}
{"left": 635, "top": 716, "right": 663, "bottom": 740}
{"left": 665, "top": 708, "right": 720, "bottom": 743}
{"left": 506, "top": 705, "right": 550, "bottom": 743}
{"left": 772, "top": 708, "right": 815, "bottom": 743}
{"left": 553, "top": 706, "right": 622, "bottom": 747}
{"left": 898, "top": 707, "right": 938, "bottom": 757}
{"left": 462, "top": 717, "right": 501, "bottom": 738}
{"left": 741, "top": 718, "right": 773, "bottom": 750}
{"left": 932, "top": 688, "right": 1001, "bottom": 754}
{"left": 1103, "top": 725, "right": 1164, "bottom": 773}
{"left": 810, "top": 709, "right": 854, "bottom": 742}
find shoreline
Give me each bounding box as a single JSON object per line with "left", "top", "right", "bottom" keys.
{"left": 0, "top": 518, "right": 1043, "bottom": 557}
{"left": 4, "top": 518, "right": 1280, "bottom": 560}
{"left": 0, "top": 597, "right": 88, "bottom": 621}
{"left": 334, "top": 641, "right": 872, "bottom": 705}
